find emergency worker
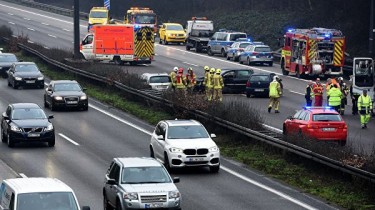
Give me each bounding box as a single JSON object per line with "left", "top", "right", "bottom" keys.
{"left": 212, "top": 68, "right": 224, "bottom": 102}
{"left": 203, "top": 66, "right": 210, "bottom": 94}
{"left": 305, "top": 80, "right": 314, "bottom": 106}
{"left": 169, "top": 67, "right": 178, "bottom": 90}
{"left": 350, "top": 79, "right": 360, "bottom": 115}
{"left": 313, "top": 78, "right": 323, "bottom": 106}
{"left": 339, "top": 82, "right": 349, "bottom": 115}
{"left": 358, "top": 90, "right": 373, "bottom": 129}
{"left": 175, "top": 68, "right": 187, "bottom": 92}
{"left": 327, "top": 84, "right": 342, "bottom": 113}
{"left": 206, "top": 68, "right": 215, "bottom": 101}
{"left": 186, "top": 67, "right": 196, "bottom": 94}
{"left": 268, "top": 76, "right": 282, "bottom": 113}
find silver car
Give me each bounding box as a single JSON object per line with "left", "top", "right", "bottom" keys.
{"left": 103, "top": 157, "right": 181, "bottom": 210}
{"left": 141, "top": 73, "right": 172, "bottom": 91}
{"left": 238, "top": 45, "right": 274, "bottom": 66}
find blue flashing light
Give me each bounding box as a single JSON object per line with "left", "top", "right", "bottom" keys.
{"left": 305, "top": 106, "right": 312, "bottom": 109}
{"left": 247, "top": 38, "right": 251, "bottom": 42}
{"left": 287, "top": 28, "right": 294, "bottom": 32}
{"left": 134, "top": 24, "right": 141, "bottom": 29}
{"left": 324, "top": 106, "right": 332, "bottom": 109}
{"left": 324, "top": 33, "right": 330, "bottom": 38}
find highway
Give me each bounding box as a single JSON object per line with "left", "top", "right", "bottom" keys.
{"left": 0, "top": 1, "right": 345, "bottom": 210}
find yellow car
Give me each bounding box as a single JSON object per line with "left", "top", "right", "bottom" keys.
{"left": 158, "top": 23, "right": 186, "bottom": 45}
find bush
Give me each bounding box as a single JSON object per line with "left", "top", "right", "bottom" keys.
{"left": 0, "top": 25, "right": 12, "bottom": 39}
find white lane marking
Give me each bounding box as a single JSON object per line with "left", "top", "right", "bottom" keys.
{"left": 23, "top": 17, "right": 30, "bottom": 21}
{"left": 262, "top": 124, "right": 283, "bottom": 134}
{"left": 289, "top": 90, "right": 305, "bottom": 95}
{"left": 58, "top": 133, "right": 79, "bottom": 146}
{"left": 89, "top": 103, "right": 317, "bottom": 209}
{"left": 41, "top": 22, "right": 49, "bottom": 26}
{"left": 62, "top": 28, "right": 70, "bottom": 32}
{"left": 48, "top": 34, "right": 57, "bottom": 38}
{"left": 43, "top": 46, "right": 50, "bottom": 49}
{"left": 0, "top": 3, "right": 86, "bottom": 28}
{"left": 27, "top": 40, "right": 34, "bottom": 43}
{"left": 183, "top": 61, "right": 198, "bottom": 67}
{"left": 8, "top": 22, "right": 15, "bottom": 25}
{"left": 11, "top": 35, "right": 17, "bottom": 38}
{"left": 221, "top": 166, "right": 318, "bottom": 210}
{"left": 19, "top": 173, "right": 28, "bottom": 178}
{"left": 89, "top": 104, "right": 152, "bottom": 136}
{"left": 27, "top": 27, "right": 35, "bottom": 31}
{"left": 8, "top": 13, "right": 13, "bottom": 16}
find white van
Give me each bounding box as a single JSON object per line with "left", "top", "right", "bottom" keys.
{"left": 0, "top": 177, "right": 90, "bottom": 210}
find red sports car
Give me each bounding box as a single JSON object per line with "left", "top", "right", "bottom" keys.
{"left": 283, "top": 107, "right": 347, "bottom": 146}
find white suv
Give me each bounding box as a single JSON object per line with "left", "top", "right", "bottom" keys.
{"left": 150, "top": 119, "right": 220, "bottom": 173}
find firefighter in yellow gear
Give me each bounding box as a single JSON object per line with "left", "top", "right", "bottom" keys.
{"left": 175, "top": 68, "right": 187, "bottom": 92}
{"left": 206, "top": 68, "right": 215, "bottom": 101}
{"left": 213, "top": 68, "right": 224, "bottom": 102}
{"left": 186, "top": 67, "right": 196, "bottom": 94}
{"left": 169, "top": 67, "right": 178, "bottom": 90}
{"left": 357, "top": 90, "right": 373, "bottom": 129}
{"left": 268, "top": 76, "right": 282, "bottom": 113}
{"left": 202, "top": 66, "right": 210, "bottom": 93}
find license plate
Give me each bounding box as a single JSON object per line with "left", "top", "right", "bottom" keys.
{"left": 255, "top": 89, "right": 264, "bottom": 92}
{"left": 145, "top": 203, "right": 163, "bottom": 208}
{"left": 66, "top": 101, "right": 78, "bottom": 104}
{"left": 322, "top": 128, "right": 336, "bottom": 132}
{"left": 157, "top": 86, "right": 167, "bottom": 89}
{"left": 25, "top": 80, "right": 35, "bottom": 83}
{"left": 28, "top": 133, "right": 40, "bottom": 137}
{"left": 189, "top": 157, "right": 204, "bottom": 162}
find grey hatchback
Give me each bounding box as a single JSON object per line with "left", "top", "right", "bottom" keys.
{"left": 245, "top": 73, "right": 276, "bottom": 97}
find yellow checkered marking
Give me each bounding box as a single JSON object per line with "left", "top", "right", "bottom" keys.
{"left": 134, "top": 27, "right": 154, "bottom": 58}
{"left": 334, "top": 40, "right": 344, "bottom": 66}
{"left": 308, "top": 40, "right": 317, "bottom": 61}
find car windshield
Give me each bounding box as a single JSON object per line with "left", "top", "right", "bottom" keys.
{"left": 122, "top": 166, "right": 171, "bottom": 184}
{"left": 149, "top": 76, "right": 171, "bottom": 83}
{"left": 54, "top": 83, "right": 82, "bottom": 92}
{"left": 312, "top": 114, "right": 342, "bottom": 122}
{"left": 254, "top": 47, "right": 271, "bottom": 52}
{"left": 166, "top": 25, "right": 183, "bottom": 30}
{"left": 239, "top": 43, "right": 251, "bottom": 48}
{"left": 17, "top": 192, "right": 78, "bottom": 210}
{"left": 15, "top": 64, "right": 39, "bottom": 72}
{"left": 167, "top": 125, "right": 209, "bottom": 139}
{"left": 89, "top": 11, "right": 107, "bottom": 18}
{"left": 229, "top": 33, "right": 247, "bottom": 41}
{"left": 250, "top": 75, "right": 269, "bottom": 82}
{"left": 0, "top": 54, "right": 17, "bottom": 62}
{"left": 134, "top": 14, "right": 156, "bottom": 24}
{"left": 12, "top": 108, "right": 47, "bottom": 120}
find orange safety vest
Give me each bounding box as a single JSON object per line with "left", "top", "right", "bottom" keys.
{"left": 313, "top": 84, "right": 323, "bottom": 96}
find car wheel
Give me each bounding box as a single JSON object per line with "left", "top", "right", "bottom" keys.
{"left": 338, "top": 141, "right": 346, "bottom": 146}
{"left": 164, "top": 153, "right": 171, "bottom": 171}
{"left": 150, "top": 146, "right": 155, "bottom": 158}
{"left": 239, "top": 58, "right": 243, "bottom": 64}
{"left": 246, "top": 93, "right": 250, "bottom": 98}
{"left": 12, "top": 82, "right": 18, "bottom": 89}
{"left": 7, "top": 134, "right": 14, "bottom": 148}
{"left": 210, "top": 163, "right": 220, "bottom": 173}
{"left": 1, "top": 130, "right": 7, "bottom": 143}
{"left": 164, "top": 37, "right": 168, "bottom": 45}
{"left": 247, "top": 57, "right": 251, "bottom": 66}
{"left": 186, "top": 44, "right": 190, "bottom": 51}
{"left": 83, "top": 105, "right": 89, "bottom": 111}
{"left": 226, "top": 55, "right": 230, "bottom": 60}
{"left": 268, "top": 62, "right": 273, "bottom": 67}
{"left": 48, "top": 138, "right": 55, "bottom": 147}
{"left": 281, "top": 59, "right": 289, "bottom": 75}
{"left": 234, "top": 56, "right": 239, "bottom": 62}
{"left": 207, "top": 48, "right": 213, "bottom": 56}
{"left": 116, "top": 201, "right": 122, "bottom": 210}
{"left": 103, "top": 193, "right": 114, "bottom": 210}
{"left": 221, "top": 49, "right": 227, "bottom": 57}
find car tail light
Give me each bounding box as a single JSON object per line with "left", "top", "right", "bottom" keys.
{"left": 308, "top": 124, "right": 319, "bottom": 129}
{"left": 246, "top": 81, "right": 250, "bottom": 87}
{"left": 338, "top": 124, "right": 347, "bottom": 129}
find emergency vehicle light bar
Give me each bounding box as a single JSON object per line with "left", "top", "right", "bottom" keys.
{"left": 304, "top": 106, "right": 332, "bottom": 110}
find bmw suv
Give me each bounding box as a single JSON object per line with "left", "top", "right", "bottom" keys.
{"left": 150, "top": 119, "right": 220, "bottom": 173}
{"left": 207, "top": 31, "right": 247, "bottom": 57}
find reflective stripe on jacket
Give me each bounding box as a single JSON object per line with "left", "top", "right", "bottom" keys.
{"left": 269, "top": 81, "right": 281, "bottom": 98}
{"left": 176, "top": 74, "right": 186, "bottom": 89}
{"left": 213, "top": 74, "right": 224, "bottom": 89}
{"left": 358, "top": 95, "right": 373, "bottom": 110}
{"left": 328, "top": 87, "right": 342, "bottom": 106}
{"left": 313, "top": 84, "right": 323, "bottom": 96}
{"left": 206, "top": 74, "right": 214, "bottom": 88}
{"left": 186, "top": 73, "right": 196, "bottom": 88}
{"left": 169, "top": 71, "right": 176, "bottom": 86}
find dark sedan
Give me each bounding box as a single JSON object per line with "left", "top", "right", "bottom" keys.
{"left": 245, "top": 73, "right": 276, "bottom": 97}
{"left": 1, "top": 103, "right": 55, "bottom": 148}
{"left": 7, "top": 62, "right": 44, "bottom": 89}
{"left": 44, "top": 80, "right": 88, "bottom": 111}
{"left": 0, "top": 53, "right": 18, "bottom": 78}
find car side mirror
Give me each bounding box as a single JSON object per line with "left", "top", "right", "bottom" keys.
{"left": 287, "top": 116, "right": 293, "bottom": 120}
{"left": 157, "top": 135, "right": 164, "bottom": 140}
{"left": 106, "top": 178, "right": 116, "bottom": 185}
{"left": 2, "top": 112, "right": 9, "bottom": 121}
{"left": 82, "top": 207, "right": 90, "bottom": 210}
{"left": 48, "top": 115, "right": 54, "bottom": 119}
{"left": 173, "top": 177, "right": 180, "bottom": 183}
{"left": 210, "top": 133, "right": 216, "bottom": 138}
{"left": 46, "top": 88, "right": 52, "bottom": 92}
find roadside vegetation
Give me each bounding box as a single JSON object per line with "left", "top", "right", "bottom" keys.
{"left": 1, "top": 26, "right": 375, "bottom": 209}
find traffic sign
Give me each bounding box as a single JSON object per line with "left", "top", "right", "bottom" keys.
{"left": 104, "top": 0, "right": 110, "bottom": 10}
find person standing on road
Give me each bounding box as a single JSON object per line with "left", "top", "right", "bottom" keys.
{"left": 327, "top": 84, "right": 342, "bottom": 113}
{"left": 349, "top": 77, "right": 360, "bottom": 115}
{"left": 186, "top": 67, "right": 196, "bottom": 94}
{"left": 305, "top": 80, "right": 314, "bottom": 106}
{"left": 339, "top": 82, "right": 349, "bottom": 115}
{"left": 206, "top": 68, "right": 215, "bottom": 101}
{"left": 169, "top": 67, "right": 178, "bottom": 91}
{"left": 313, "top": 78, "right": 323, "bottom": 106}
{"left": 268, "top": 76, "right": 281, "bottom": 113}
{"left": 358, "top": 89, "right": 373, "bottom": 129}
{"left": 203, "top": 66, "right": 211, "bottom": 96}
{"left": 212, "top": 68, "right": 224, "bottom": 102}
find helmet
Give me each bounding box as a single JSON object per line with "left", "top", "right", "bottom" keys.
{"left": 343, "top": 82, "right": 346, "bottom": 86}
{"left": 210, "top": 68, "right": 215, "bottom": 73}
{"left": 273, "top": 76, "right": 279, "bottom": 81}
{"left": 188, "top": 67, "right": 193, "bottom": 71}
{"left": 216, "top": 68, "right": 221, "bottom": 74}
{"left": 178, "top": 67, "right": 184, "bottom": 74}
{"left": 338, "top": 77, "right": 343, "bottom": 81}
{"left": 204, "top": 66, "right": 210, "bottom": 71}
{"left": 173, "top": 67, "right": 178, "bottom": 72}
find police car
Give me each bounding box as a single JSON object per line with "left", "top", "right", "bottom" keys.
{"left": 226, "top": 39, "right": 252, "bottom": 61}
{"left": 207, "top": 30, "right": 247, "bottom": 57}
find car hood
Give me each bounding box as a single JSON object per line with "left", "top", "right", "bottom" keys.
{"left": 12, "top": 119, "right": 49, "bottom": 127}
{"left": 15, "top": 72, "right": 43, "bottom": 78}
{"left": 0, "top": 62, "right": 14, "bottom": 67}
{"left": 166, "top": 30, "right": 185, "bottom": 34}
{"left": 52, "top": 91, "right": 85, "bottom": 97}
{"left": 167, "top": 138, "right": 217, "bottom": 149}
{"left": 121, "top": 183, "right": 177, "bottom": 193}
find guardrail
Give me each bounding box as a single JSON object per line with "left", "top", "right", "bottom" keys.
{"left": 14, "top": 41, "right": 375, "bottom": 184}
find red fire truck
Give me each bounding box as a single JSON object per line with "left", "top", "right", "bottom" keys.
{"left": 280, "top": 28, "right": 346, "bottom": 78}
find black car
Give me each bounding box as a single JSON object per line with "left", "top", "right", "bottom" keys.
{"left": 245, "top": 73, "right": 276, "bottom": 97}
{"left": 0, "top": 53, "right": 18, "bottom": 78}
{"left": 194, "top": 68, "right": 254, "bottom": 94}
{"left": 44, "top": 80, "right": 88, "bottom": 111}
{"left": 1, "top": 103, "right": 55, "bottom": 148}
{"left": 7, "top": 62, "right": 44, "bottom": 89}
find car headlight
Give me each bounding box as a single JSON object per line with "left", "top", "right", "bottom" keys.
{"left": 209, "top": 146, "right": 219, "bottom": 152}
{"left": 44, "top": 124, "right": 54, "bottom": 131}
{"left": 169, "top": 147, "right": 183, "bottom": 153}
{"left": 10, "top": 125, "right": 21, "bottom": 132}
{"left": 123, "top": 192, "right": 138, "bottom": 200}
{"left": 0, "top": 67, "right": 2, "bottom": 70}
{"left": 37, "top": 76, "right": 44, "bottom": 80}
{"left": 80, "top": 95, "right": 87, "bottom": 100}
{"left": 14, "top": 77, "right": 22, "bottom": 81}
{"left": 169, "top": 190, "right": 180, "bottom": 199}
{"left": 54, "top": 96, "right": 63, "bottom": 100}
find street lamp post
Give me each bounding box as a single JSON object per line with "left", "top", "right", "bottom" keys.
{"left": 370, "top": 0, "right": 374, "bottom": 56}
{"left": 73, "top": 0, "right": 80, "bottom": 59}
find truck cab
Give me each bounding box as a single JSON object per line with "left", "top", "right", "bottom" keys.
{"left": 185, "top": 17, "right": 214, "bottom": 53}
